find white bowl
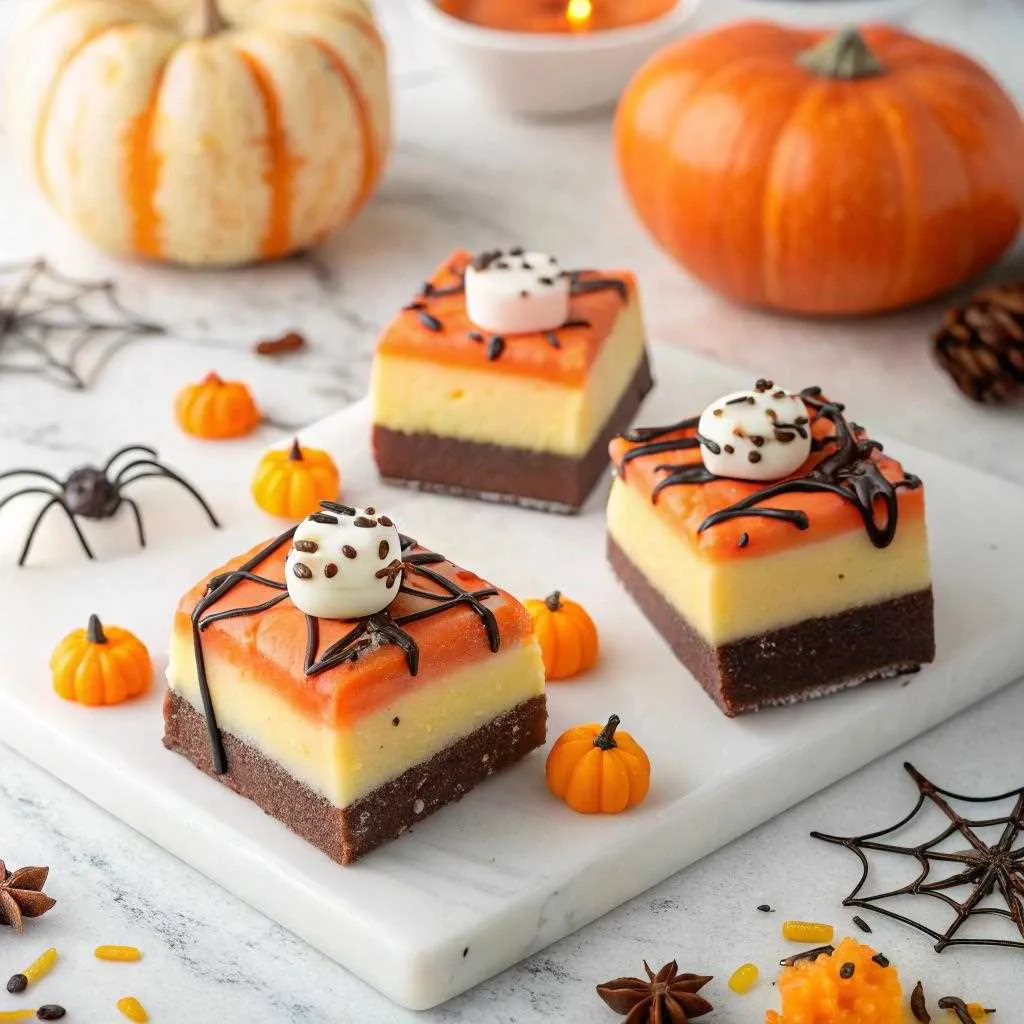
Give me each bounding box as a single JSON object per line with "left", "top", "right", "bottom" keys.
{"left": 733, "top": 0, "right": 934, "bottom": 26}
{"left": 409, "top": 0, "right": 704, "bottom": 118}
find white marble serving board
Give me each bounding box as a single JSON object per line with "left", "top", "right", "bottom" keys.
{"left": 2, "top": 347, "right": 1024, "bottom": 1010}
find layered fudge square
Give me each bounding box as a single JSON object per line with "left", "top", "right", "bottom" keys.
{"left": 607, "top": 380, "right": 935, "bottom": 715}
{"left": 371, "top": 248, "right": 653, "bottom": 512}
{"left": 164, "top": 502, "right": 546, "bottom": 864}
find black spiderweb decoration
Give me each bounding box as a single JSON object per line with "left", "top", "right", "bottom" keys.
{"left": 190, "top": 509, "right": 501, "bottom": 774}
{"left": 812, "top": 762, "right": 1024, "bottom": 952}
{"left": 0, "top": 259, "right": 163, "bottom": 390}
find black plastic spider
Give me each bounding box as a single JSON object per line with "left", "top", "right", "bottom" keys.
{"left": 0, "top": 444, "right": 219, "bottom": 567}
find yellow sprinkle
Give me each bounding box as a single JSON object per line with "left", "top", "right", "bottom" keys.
{"left": 117, "top": 996, "right": 149, "bottom": 1022}
{"left": 965, "top": 1004, "right": 989, "bottom": 1021}
{"left": 0, "top": 1011, "right": 36, "bottom": 1021}
{"left": 95, "top": 945, "right": 142, "bottom": 962}
{"left": 23, "top": 947, "right": 58, "bottom": 985}
{"left": 781, "top": 920, "right": 835, "bottom": 944}
{"left": 728, "top": 963, "right": 759, "bottom": 994}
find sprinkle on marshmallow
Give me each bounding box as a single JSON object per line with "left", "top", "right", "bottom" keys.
{"left": 464, "top": 248, "right": 570, "bottom": 335}
{"left": 697, "top": 379, "right": 812, "bottom": 482}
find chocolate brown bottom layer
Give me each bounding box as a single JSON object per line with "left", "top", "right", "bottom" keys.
{"left": 607, "top": 536, "right": 935, "bottom": 717}
{"left": 373, "top": 352, "right": 654, "bottom": 513}
{"left": 163, "top": 690, "right": 547, "bottom": 865}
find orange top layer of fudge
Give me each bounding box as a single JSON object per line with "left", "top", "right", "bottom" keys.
{"left": 175, "top": 534, "right": 533, "bottom": 728}
{"left": 376, "top": 249, "right": 636, "bottom": 386}
{"left": 609, "top": 393, "right": 925, "bottom": 561}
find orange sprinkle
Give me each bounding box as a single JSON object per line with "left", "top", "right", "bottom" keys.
{"left": 781, "top": 920, "right": 834, "bottom": 944}
{"left": 95, "top": 945, "right": 142, "bottom": 962}
{"left": 117, "top": 996, "right": 149, "bottom": 1021}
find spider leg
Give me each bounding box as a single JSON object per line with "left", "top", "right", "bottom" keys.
{"left": 120, "top": 496, "right": 146, "bottom": 548}
{"left": 0, "top": 485, "right": 61, "bottom": 515}
{"left": 103, "top": 444, "right": 158, "bottom": 475}
{"left": 0, "top": 468, "right": 63, "bottom": 486}
{"left": 18, "top": 498, "right": 94, "bottom": 567}
{"left": 115, "top": 459, "right": 220, "bottom": 528}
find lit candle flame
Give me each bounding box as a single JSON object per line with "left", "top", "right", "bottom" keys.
{"left": 566, "top": 0, "right": 592, "bottom": 31}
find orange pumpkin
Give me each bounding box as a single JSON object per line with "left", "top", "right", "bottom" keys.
{"left": 50, "top": 614, "right": 152, "bottom": 706}
{"left": 546, "top": 715, "right": 651, "bottom": 814}
{"left": 524, "top": 590, "right": 599, "bottom": 680}
{"left": 252, "top": 439, "right": 340, "bottom": 518}
{"left": 175, "top": 372, "right": 261, "bottom": 439}
{"left": 615, "top": 22, "right": 1024, "bottom": 316}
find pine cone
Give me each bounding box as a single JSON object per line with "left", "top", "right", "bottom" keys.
{"left": 934, "top": 282, "right": 1024, "bottom": 403}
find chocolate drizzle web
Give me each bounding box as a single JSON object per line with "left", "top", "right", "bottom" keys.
{"left": 812, "top": 762, "right": 1024, "bottom": 951}
{"left": 616, "top": 387, "right": 921, "bottom": 549}
{"left": 403, "top": 253, "right": 626, "bottom": 358}
{"left": 190, "top": 508, "right": 501, "bottom": 774}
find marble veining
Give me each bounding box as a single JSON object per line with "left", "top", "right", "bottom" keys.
{"left": 2, "top": 0, "right": 1024, "bottom": 1019}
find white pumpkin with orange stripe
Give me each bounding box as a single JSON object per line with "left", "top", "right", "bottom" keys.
{"left": 4, "top": 0, "right": 390, "bottom": 266}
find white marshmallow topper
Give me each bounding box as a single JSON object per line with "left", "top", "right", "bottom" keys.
{"left": 697, "top": 380, "right": 812, "bottom": 482}
{"left": 464, "top": 249, "right": 570, "bottom": 335}
{"left": 285, "top": 504, "right": 404, "bottom": 620}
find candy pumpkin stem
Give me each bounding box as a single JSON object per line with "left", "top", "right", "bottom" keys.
{"left": 544, "top": 590, "right": 563, "bottom": 612}
{"left": 288, "top": 438, "right": 304, "bottom": 461}
{"left": 191, "top": 0, "right": 229, "bottom": 37}
{"left": 593, "top": 715, "right": 620, "bottom": 750}
{"left": 87, "top": 614, "right": 107, "bottom": 645}
{"left": 797, "top": 26, "right": 885, "bottom": 80}
{"left": 203, "top": 371, "right": 223, "bottom": 386}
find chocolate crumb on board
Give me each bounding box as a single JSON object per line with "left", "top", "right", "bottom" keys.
{"left": 255, "top": 330, "right": 306, "bottom": 356}
{"left": 911, "top": 981, "right": 931, "bottom": 1023}
{"left": 938, "top": 997, "right": 995, "bottom": 1024}
{"left": 36, "top": 1007, "right": 67, "bottom": 1021}
{"left": 756, "top": 903, "right": 774, "bottom": 913}
{"left": 852, "top": 915, "right": 872, "bottom": 933}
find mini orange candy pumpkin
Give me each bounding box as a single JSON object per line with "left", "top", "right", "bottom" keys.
{"left": 175, "top": 372, "right": 261, "bottom": 439}
{"left": 765, "top": 937, "right": 903, "bottom": 1024}
{"left": 252, "top": 439, "right": 340, "bottom": 518}
{"left": 524, "top": 590, "right": 598, "bottom": 680}
{"left": 546, "top": 715, "right": 651, "bottom": 814}
{"left": 616, "top": 22, "right": 1024, "bottom": 316}
{"left": 50, "top": 614, "right": 152, "bottom": 706}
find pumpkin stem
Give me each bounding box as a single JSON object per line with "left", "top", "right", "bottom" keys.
{"left": 288, "top": 439, "right": 304, "bottom": 461}
{"left": 544, "top": 590, "right": 563, "bottom": 612}
{"left": 87, "top": 614, "right": 108, "bottom": 645}
{"left": 191, "top": 0, "right": 229, "bottom": 37}
{"left": 593, "top": 715, "right": 620, "bottom": 750}
{"left": 797, "top": 26, "right": 885, "bottom": 80}
{"left": 203, "top": 371, "right": 223, "bottom": 386}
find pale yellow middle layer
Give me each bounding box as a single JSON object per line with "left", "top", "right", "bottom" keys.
{"left": 607, "top": 478, "right": 932, "bottom": 646}
{"left": 167, "top": 635, "right": 545, "bottom": 807}
{"left": 370, "top": 299, "right": 646, "bottom": 455}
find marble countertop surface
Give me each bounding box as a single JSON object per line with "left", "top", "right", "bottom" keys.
{"left": 2, "top": 0, "right": 1024, "bottom": 1020}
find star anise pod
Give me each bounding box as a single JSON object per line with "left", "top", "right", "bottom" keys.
{"left": 0, "top": 860, "right": 56, "bottom": 932}
{"left": 597, "top": 960, "right": 713, "bottom": 1024}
